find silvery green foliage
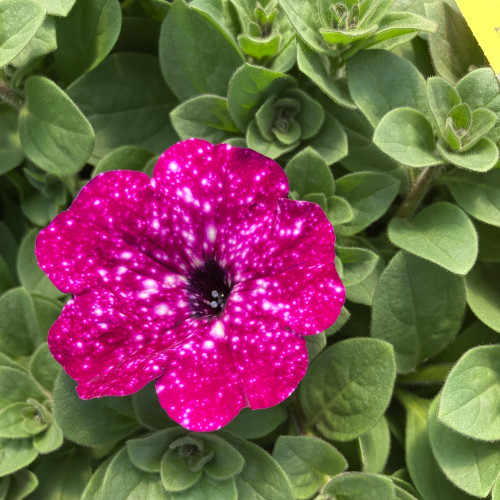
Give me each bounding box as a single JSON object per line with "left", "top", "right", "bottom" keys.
{"left": 0, "top": 0, "right": 499, "bottom": 498}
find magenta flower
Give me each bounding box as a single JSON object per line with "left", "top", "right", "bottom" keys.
{"left": 36, "top": 139, "right": 345, "bottom": 431}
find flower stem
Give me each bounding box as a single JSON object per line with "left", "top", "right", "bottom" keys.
{"left": 396, "top": 166, "right": 444, "bottom": 219}
{"left": 0, "top": 80, "right": 23, "bottom": 109}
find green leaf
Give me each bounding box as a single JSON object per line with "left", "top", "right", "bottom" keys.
{"left": 0, "top": 438, "right": 37, "bottom": 477}
{"left": 288, "top": 88, "right": 325, "bottom": 140}
{"left": 359, "top": 417, "right": 391, "bottom": 474}
{"left": 304, "top": 113, "right": 348, "bottom": 165}
{"left": 2, "top": 469, "right": 38, "bottom": 500}
{"left": 426, "top": 76, "right": 461, "bottom": 135}
{"left": 68, "top": 53, "right": 177, "bottom": 165}
{"left": 365, "top": 11, "right": 436, "bottom": 47}
{"left": 322, "top": 472, "right": 396, "bottom": 500}
{"left": 227, "top": 63, "right": 295, "bottom": 132}
{"left": 92, "top": 146, "right": 155, "bottom": 178}
{"left": 437, "top": 138, "right": 499, "bottom": 172}
{"left": 344, "top": 258, "right": 384, "bottom": 306}
{"left": 32, "top": 421, "right": 63, "bottom": 454}
{"left": 246, "top": 120, "right": 296, "bottom": 159}
{"left": 371, "top": 252, "right": 466, "bottom": 373}
{"left": 81, "top": 456, "right": 112, "bottom": 500}
{"left": 0, "top": 287, "right": 43, "bottom": 357}
{"left": 0, "top": 366, "right": 46, "bottom": 406}
{"left": 296, "top": 41, "right": 356, "bottom": 108}
{"left": 37, "top": 0, "right": 75, "bottom": 16}
{"left": 171, "top": 475, "right": 237, "bottom": 500}
{"left": 425, "top": 2, "right": 484, "bottom": 84}
{"left": 220, "top": 431, "right": 295, "bottom": 500}
{"left": 0, "top": 104, "right": 23, "bottom": 175}
{"left": 171, "top": 95, "right": 239, "bottom": 142}
{"left": 285, "top": 147, "right": 334, "bottom": 198}
{"left": 201, "top": 434, "right": 245, "bottom": 480}
{"left": 161, "top": 449, "right": 202, "bottom": 492}
{"left": 335, "top": 172, "right": 400, "bottom": 235}
{"left": 428, "top": 396, "right": 500, "bottom": 497}
{"left": 10, "top": 16, "right": 57, "bottom": 68}
{"left": 400, "top": 392, "right": 470, "bottom": 500}
{"left": 442, "top": 169, "right": 500, "bottom": 226}
{"left": 388, "top": 202, "right": 478, "bottom": 275}
{"left": 29, "top": 449, "right": 91, "bottom": 500}
{"left": 439, "top": 345, "right": 500, "bottom": 441}
{"left": 159, "top": 0, "right": 243, "bottom": 101}
{"left": 373, "top": 108, "right": 442, "bottom": 167}
{"left": 0, "top": 403, "right": 32, "bottom": 438}
{"left": 273, "top": 435, "right": 347, "bottom": 499}
{"left": 326, "top": 196, "right": 353, "bottom": 226}
{"left": 336, "top": 246, "right": 380, "bottom": 287}
{"left": 101, "top": 448, "right": 165, "bottom": 500}
{"left": 132, "top": 382, "right": 176, "bottom": 431}
{"left": 17, "top": 228, "right": 64, "bottom": 298}
{"left": 305, "top": 332, "right": 327, "bottom": 360}
{"left": 456, "top": 67, "right": 500, "bottom": 143}
{"left": 54, "top": 0, "right": 122, "bottom": 85}
{"left": 29, "top": 343, "right": 60, "bottom": 392}
{"left": 300, "top": 338, "right": 396, "bottom": 441}
{"left": 127, "top": 428, "right": 184, "bottom": 473}
{"left": 19, "top": 76, "right": 95, "bottom": 176}
{"left": 223, "top": 406, "right": 287, "bottom": 440}
{"left": 475, "top": 221, "right": 500, "bottom": 263}
{"left": 238, "top": 34, "right": 281, "bottom": 60}
{"left": 466, "top": 262, "right": 500, "bottom": 333}
{"left": 53, "top": 372, "right": 140, "bottom": 447}
{"left": 0, "top": 0, "right": 45, "bottom": 67}
{"left": 347, "top": 49, "right": 428, "bottom": 128}
{"left": 278, "top": 0, "right": 324, "bottom": 53}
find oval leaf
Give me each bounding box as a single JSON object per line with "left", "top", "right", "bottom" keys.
{"left": 299, "top": 338, "right": 396, "bottom": 441}
{"left": 388, "top": 202, "right": 478, "bottom": 275}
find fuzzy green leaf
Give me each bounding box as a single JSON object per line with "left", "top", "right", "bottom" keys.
{"left": 273, "top": 436, "right": 347, "bottom": 499}
{"left": 347, "top": 49, "right": 428, "bottom": 128}
{"left": 439, "top": 345, "right": 500, "bottom": 442}
{"left": 373, "top": 108, "right": 442, "bottom": 167}
{"left": 19, "top": 76, "right": 95, "bottom": 176}
{"left": 388, "top": 202, "right": 478, "bottom": 275}
{"left": 159, "top": 0, "right": 243, "bottom": 100}
{"left": 171, "top": 95, "right": 239, "bottom": 142}
{"left": 371, "top": 252, "right": 466, "bottom": 373}
{"left": 442, "top": 169, "right": 500, "bottom": 226}
{"left": 68, "top": 52, "right": 177, "bottom": 165}
{"left": 322, "top": 472, "right": 396, "bottom": 500}
{"left": 335, "top": 172, "right": 400, "bottom": 235}
{"left": 300, "top": 338, "right": 396, "bottom": 441}
{"left": 429, "top": 396, "right": 500, "bottom": 497}
{"left": 0, "top": 0, "right": 45, "bottom": 67}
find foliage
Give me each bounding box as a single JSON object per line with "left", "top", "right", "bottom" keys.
{"left": 0, "top": 0, "right": 499, "bottom": 498}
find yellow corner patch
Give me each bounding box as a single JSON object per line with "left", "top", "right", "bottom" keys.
{"left": 455, "top": 0, "right": 500, "bottom": 76}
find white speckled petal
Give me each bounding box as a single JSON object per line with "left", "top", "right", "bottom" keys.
{"left": 155, "top": 319, "right": 247, "bottom": 432}
{"left": 224, "top": 317, "right": 308, "bottom": 409}
{"left": 49, "top": 289, "right": 195, "bottom": 398}
{"left": 230, "top": 263, "right": 344, "bottom": 335}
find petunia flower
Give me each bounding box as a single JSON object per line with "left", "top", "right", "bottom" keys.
{"left": 36, "top": 139, "right": 345, "bottom": 432}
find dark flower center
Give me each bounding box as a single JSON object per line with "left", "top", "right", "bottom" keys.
{"left": 187, "top": 259, "right": 231, "bottom": 317}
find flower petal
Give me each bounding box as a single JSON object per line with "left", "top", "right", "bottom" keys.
{"left": 223, "top": 316, "right": 308, "bottom": 409}
{"left": 229, "top": 263, "right": 345, "bottom": 335}
{"left": 155, "top": 320, "right": 247, "bottom": 432}
{"left": 36, "top": 210, "right": 193, "bottom": 296}
{"left": 152, "top": 139, "right": 288, "bottom": 209}
{"left": 49, "top": 289, "right": 193, "bottom": 397}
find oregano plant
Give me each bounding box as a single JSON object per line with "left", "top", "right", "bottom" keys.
{"left": 0, "top": 0, "right": 499, "bottom": 498}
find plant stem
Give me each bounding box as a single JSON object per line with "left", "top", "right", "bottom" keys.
{"left": 0, "top": 80, "right": 23, "bottom": 109}
{"left": 396, "top": 166, "right": 444, "bottom": 219}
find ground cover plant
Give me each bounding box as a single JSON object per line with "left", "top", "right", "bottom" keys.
{"left": 0, "top": 0, "right": 499, "bottom": 498}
